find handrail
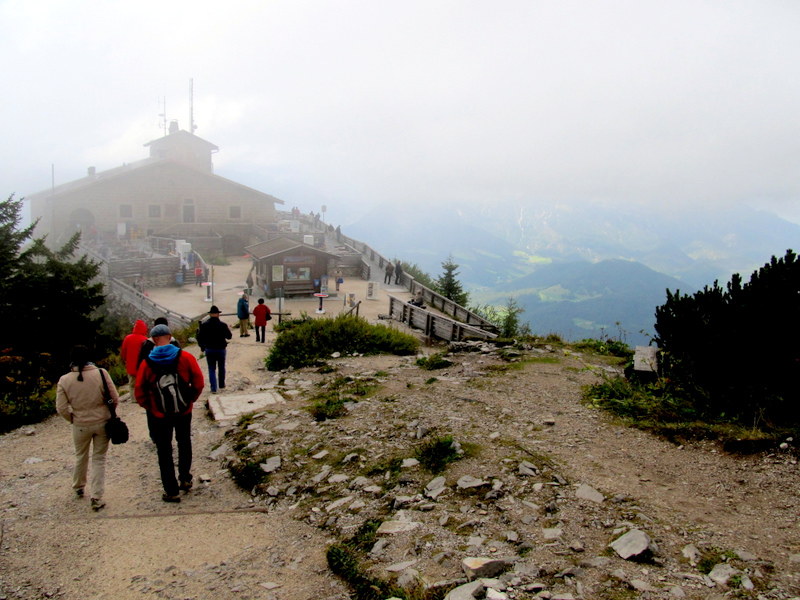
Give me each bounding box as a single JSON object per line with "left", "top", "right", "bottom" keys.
{"left": 345, "top": 300, "right": 362, "bottom": 316}
{"left": 82, "top": 244, "right": 196, "bottom": 329}
{"left": 387, "top": 295, "right": 497, "bottom": 342}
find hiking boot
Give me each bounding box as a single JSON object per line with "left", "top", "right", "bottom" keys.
{"left": 90, "top": 498, "right": 105, "bottom": 511}
{"left": 162, "top": 493, "right": 181, "bottom": 503}
{"left": 179, "top": 478, "right": 193, "bottom": 492}
{"left": 75, "top": 488, "right": 84, "bottom": 498}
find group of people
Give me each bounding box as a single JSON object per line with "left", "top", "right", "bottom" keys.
{"left": 55, "top": 295, "right": 274, "bottom": 511}
{"left": 57, "top": 318, "right": 204, "bottom": 509}
{"left": 235, "top": 294, "right": 272, "bottom": 342}
{"left": 383, "top": 260, "right": 403, "bottom": 285}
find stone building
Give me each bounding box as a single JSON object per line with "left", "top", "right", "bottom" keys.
{"left": 27, "top": 122, "right": 283, "bottom": 255}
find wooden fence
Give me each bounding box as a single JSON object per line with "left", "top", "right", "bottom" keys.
{"left": 106, "top": 278, "right": 199, "bottom": 329}
{"left": 297, "top": 216, "right": 497, "bottom": 334}
{"left": 388, "top": 296, "right": 497, "bottom": 342}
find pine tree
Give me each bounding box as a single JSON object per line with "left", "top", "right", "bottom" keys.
{"left": 435, "top": 255, "right": 469, "bottom": 306}
{"left": 655, "top": 248, "right": 800, "bottom": 425}
{"left": 0, "top": 195, "right": 107, "bottom": 429}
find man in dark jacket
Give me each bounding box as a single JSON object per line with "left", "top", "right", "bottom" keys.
{"left": 196, "top": 305, "right": 233, "bottom": 394}
{"left": 135, "top": 324, "right": 204, "bottom": 502}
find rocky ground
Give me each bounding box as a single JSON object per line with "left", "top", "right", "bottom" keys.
{"left": 2, "top": 333, "right": 800, "bottom": 600}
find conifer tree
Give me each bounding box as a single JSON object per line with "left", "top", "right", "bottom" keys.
{"left": 0, "top": 195, "right": 107, "bottom": 428}
{"left": 655, "top": 248, "right": 800, "bottom": 425}
{"left": 435, "top": 255, "right": 469, "bottom": 306}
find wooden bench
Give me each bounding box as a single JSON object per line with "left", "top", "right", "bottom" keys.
{"left": 282, "top": 281, "right": 316, "bottom": 296}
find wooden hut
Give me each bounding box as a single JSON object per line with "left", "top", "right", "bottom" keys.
{"left": 245, "top": 237, "right": 339, "bottom": 297}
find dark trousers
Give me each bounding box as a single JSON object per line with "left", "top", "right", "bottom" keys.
{"left": 255, "top": 325, "right": 266, "bottom": 342}
{"left": 205, "top": 348, "right": 226, "bottom": 392}
{"left": 148, "top": 412, "right": 192, "bottom": 496}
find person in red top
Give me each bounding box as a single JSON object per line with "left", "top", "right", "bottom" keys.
{"left": 120, "top": 319, "right": 148, "bottom": 385}
{"left": 252, "top": 297, "right": 272, "bottom": 343}
{"left": 135, "top": 324, "right": 204, "bottom": 502}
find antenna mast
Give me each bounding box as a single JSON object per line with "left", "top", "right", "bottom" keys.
{"left": 189, "top": 78, "right": 197, "bottom": 134}
{"left": 158, "top": 97, "right": 167, "bottom": 136}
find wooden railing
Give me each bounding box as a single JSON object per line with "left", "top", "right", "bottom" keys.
{"left": 83, "top": 245, "right": 198, "bottom": 329}
{"left": 388, "top": 296, "right": 497, "bottom": 342}
{"left": 106, "top": 278, "right": 198, "bottom": 329}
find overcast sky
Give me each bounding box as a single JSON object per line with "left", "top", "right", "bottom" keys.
{"left": 2, "top": 0, "right": 799, "bottom": 225}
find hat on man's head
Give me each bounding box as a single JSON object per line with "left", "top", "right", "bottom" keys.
{"left": 150, "top": 324, "right": 171, "bottom": 338}
{"left": 209, "top": 305, "right": 221, "bottom": 314}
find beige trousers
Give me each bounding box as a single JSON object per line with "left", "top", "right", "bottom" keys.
{"left": 72, "top": 421, "right": 109, "bottom": 500}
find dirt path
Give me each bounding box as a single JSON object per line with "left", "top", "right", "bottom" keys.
{"left": 3, "top": 302, "right": 800, "bottom": 598}
{"left": 0, "top": 337, "right": 348, "bottom": 600}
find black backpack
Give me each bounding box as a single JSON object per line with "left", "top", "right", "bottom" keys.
{"left": 146, "top": 351, "right": 192, "bottom": 415}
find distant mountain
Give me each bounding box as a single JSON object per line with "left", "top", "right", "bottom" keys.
{"left": 346, "top": 200, "right": 795, "bottom": 345}
{"left": 487, "top": 259, "right": 688, "bottom": 345}
{"left": 346, "top": 206, "right": 535, "bottom": 287}
{"left": 470, "top": 201, "right": 800, "bottom": 289}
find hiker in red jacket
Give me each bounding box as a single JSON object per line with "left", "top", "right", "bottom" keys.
{"left": 252, "top": 298, "right": 272, "bottom": 343}
{"left": 120, "top": 319, "right": 148, "bottom": 385}
{"left": 135, "top": 324, "right": 204, "bottom": 503}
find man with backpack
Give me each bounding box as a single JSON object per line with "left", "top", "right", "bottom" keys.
{"left": 135, "top": 324, "right": 204, "bottom": 503}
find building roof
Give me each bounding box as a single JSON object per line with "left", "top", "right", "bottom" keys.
{"left": 26, "top": 128, "right": 282, "bottom": 204}
{"left": 245, "top": 237, "right": 338, "bottom": 260}
{"left": 26, "top": 157, "right": 284, "bottom": 205}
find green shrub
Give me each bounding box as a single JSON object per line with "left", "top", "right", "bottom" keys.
{"left": 266, "top": 314, "right": 419, "bottom": 370}
{"left": 307, "top": 376, "right": 380, "bottom": 421}
{"left": 583, "top": 375, "right": 697, "bottom": 423}
{"left": 415, "top": 435, "right": 464, "bottom": 474}
{"left": 96, "top": 353, "right": 128, "bottom": 387}
{"left": 327, "top": 519, "right": 456, "bottom": 600}
{"left": 655, "top": 249, "right": 800, "bottom": 426}
{"left": 416, "top": 353, "right": 452, "bottom": 370}
{"left": 228, "top": 458, "right": 266, "bottom": 491}
{"left": 574, "top": 337, "right": 633, "bottom": 360}
{"left": 310, "top": 394, "right": 347, "bottom": 421}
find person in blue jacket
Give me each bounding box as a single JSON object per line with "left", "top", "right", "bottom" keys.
{"left": 236, "top": 293, "right": 250, "bottom": 337}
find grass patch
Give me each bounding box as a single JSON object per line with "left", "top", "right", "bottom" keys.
{"left": 327, "top": 519, "right": 456, "bottom": 600}
{"left": 415, "top": 435, "right": 468, "bottom": 474}
{"left": 696, "top": 547, "right": 737, "bottom": 575}
{"left": 365, "top": 456, "right": 403, "bottom": 478}
{"left": 416, "top": 353, "right": 453, "bottom": 370}
{"left": 583, "top": 375, "right": 799, "bottom": 449}
{"left": 310, "top": 393, "right": 347, "bottom": 421}
{"left": 267, "top": 314, "right": 419, "bottom": 370}
{"left": 573, "top": 337, "right": 633, "bottom": 360}
{"left": 307, "top": 376, "right": 381, "bottom": 421}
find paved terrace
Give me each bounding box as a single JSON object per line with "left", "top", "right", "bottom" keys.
{"left": 143, "top": 253, "right": 414, "bottom": 327}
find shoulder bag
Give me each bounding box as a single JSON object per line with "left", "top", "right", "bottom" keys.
{"left": 101, "top": 369, "right": 129, "bottom": 444}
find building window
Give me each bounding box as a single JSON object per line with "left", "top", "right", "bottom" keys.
{"left": 148, "top": 205, "right": 161, "bottom": 218}
{"left": 119, "top": 204, "right": 133, "bottom": 218}
{"left": 229, "top": 206, "right": 242, "bottom": 219}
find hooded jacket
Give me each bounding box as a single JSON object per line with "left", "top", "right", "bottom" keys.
{"left": 120, "top": 320, "right": 149, "bottom": 376}
{"left": 134, "top": 344, "right": 204, "bottom": 418}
